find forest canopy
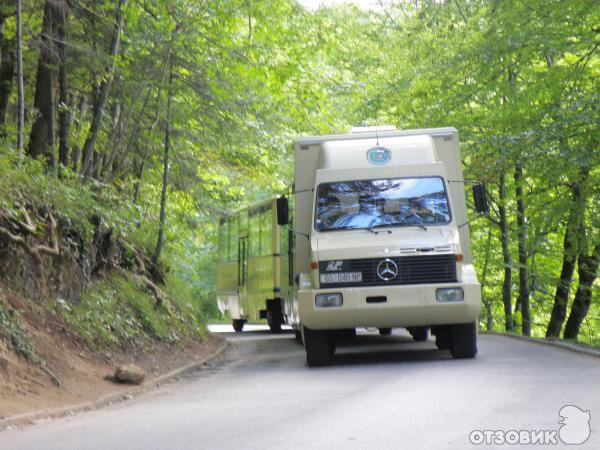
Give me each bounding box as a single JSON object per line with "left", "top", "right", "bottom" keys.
{"left": 0, "top": 0, "right": 598, "bottom": 344}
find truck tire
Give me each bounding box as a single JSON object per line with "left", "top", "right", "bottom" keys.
{"left": 409, "top": 326, "right": 429, "bottom": 342}
{"left": 334, "top": 328, "right": 357, "bottom": 342}
{"left": 449, "top": 322, "right": 477, "bottom": 359}
{"left": 232, "top": 319, "right": 245, "bottom": 332}
{"left": 267, "top": 309, "right": 282, "bottom": 333}
{"left": 266, "top": 299, "right": 283, "bottom": 334}
{"left": 294, "top": 328, "right": 302, "bottom": 342}
{"left": 303, "top": 326, "right": 334, "bottom": 367}
{"left": 432, "top": 325, "right": 450, "bottom": 350}
{"left": 379, "top": 328, "right": 392, "bottom": 336}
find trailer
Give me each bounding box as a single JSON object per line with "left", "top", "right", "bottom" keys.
{"left": 216, "top": 197, "right": 292, "bottom": 333}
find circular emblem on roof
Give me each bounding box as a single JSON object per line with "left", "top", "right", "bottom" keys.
{"left": 377, "top": 258, "right": 398, "bottom": 281}
{"left": 366, "top": 147, "right": 391, "bottom": 165}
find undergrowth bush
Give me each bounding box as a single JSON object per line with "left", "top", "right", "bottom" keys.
{"left": 62, "top": 273, "right": 206, "bottom": 349}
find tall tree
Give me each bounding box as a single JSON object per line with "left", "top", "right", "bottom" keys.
{"left": 546, "top": 169, "right": 589, "bottom": 338}
{"left": 563, "top": 240, "right": 600, "bottom": 340}
{"left": 152, "top": 48, "right": 174, "bottom": 268}
{"left": 80, "top": 0, "right": 126, "bottom": 180}
{"left": 27, "top": 0, "right": 62, "bottom": 171}
{"left": 514, "top": 163, "right": 531, "bottom": 335}
{"left": 498, "top": 174, "right": 514, "bottom": 331}
{"left": 16, "top": 0, "right": 24, "bottom": 160}
{"left": 56, "top": 0, "right": 69, "bottom": 172}
{"left": 0, "top": 11, "right": 15, "bottom": 135}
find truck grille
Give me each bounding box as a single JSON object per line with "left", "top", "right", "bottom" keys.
{"left": 319, "top": 255, "right": 457, "bottom": 288}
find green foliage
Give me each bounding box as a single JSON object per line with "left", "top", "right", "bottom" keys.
{"left": 0, "top": 295, "right": 40, "bottom": 363}
{"left": 62, "top": 273, "right": 206, "bottom": 349}
{"left": 0, "top": 0, "right": 598, "bottom": 347}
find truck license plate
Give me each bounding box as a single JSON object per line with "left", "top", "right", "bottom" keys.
{"left": 320, "top": 272, "right": 362, "bottom": 284}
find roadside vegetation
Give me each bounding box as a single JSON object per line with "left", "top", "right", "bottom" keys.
{"left": 0, "top": 0, "right": 598, "bottom": 361}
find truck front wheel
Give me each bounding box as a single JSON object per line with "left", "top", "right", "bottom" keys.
{"left": 449, "top": 322, "right": 477, "bottom": 358}
{"left": 302, "top": 326, "right": 335, "bottom": 367}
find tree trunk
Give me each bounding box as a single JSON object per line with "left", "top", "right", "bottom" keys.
{"left": 80, "top": 0, "right": 126, "bottom": 180}
{"left": 152, "top": 52, "right": 173, "bottom": 267}
{"left": 16, "top": 0, "right": 24, "bottom": 160}
{"left": 546, "top": 170, "right": 588, "bottom": 338}
{"left": 101, "top": 101, "right": 122, "bottom": 180}
{"left": 27, "top": 0, "right": 61, "bottom": 173}
{"left": 480, "top": 228, "right": 494, "bottom": 331}
{"left": 514, "top": 163, "right": 531, "bottom": 336}
{"left": 70, "top": 95, "right": 87, "bottom": 171}
{"left": 498, "top": 175, "right": 514, "bottom": 331}
{"left": 563, "top": 243, "right": 600, "bottom": 340}
{"left": 133, "top": 86, "right": 162, "bottom": 204}
{"left": 0, "top": 14, "right": 15, "bottom": 136}
{"left": 56, "top": 1, "right": 69, "bottom": 172}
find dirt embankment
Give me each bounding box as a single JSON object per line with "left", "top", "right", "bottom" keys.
{"left": 0, "top": 209, "right": 218, "bottom": 419}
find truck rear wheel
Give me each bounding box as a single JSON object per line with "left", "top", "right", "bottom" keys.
{"left": 303, "top": 326, "right": 334, "bottom": 367}
{"left": 409, "top": 326, "right": 429, "bottom": 342}
{"left": 232, "top": 319, "right": 246, "bottom": 332}
{"left": 449, "top": 322, "right": 477, "bottom": 359}
{"left": 267, "top": 309, "right": 282, "bottom": 333}
{"left": 266, "top": 299, "right": 283, "bottom": 334}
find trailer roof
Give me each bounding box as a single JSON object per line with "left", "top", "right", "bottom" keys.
{"left": 295, "top": 127, "right": 458, "bottom": 147}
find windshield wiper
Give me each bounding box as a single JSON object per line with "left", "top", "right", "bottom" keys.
{"left": 367, "top": 220, "right": 393, "bottom": 234}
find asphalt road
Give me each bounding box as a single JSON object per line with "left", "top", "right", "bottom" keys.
{"left": 1, "top": 326, "right": 599, "bottom": 449}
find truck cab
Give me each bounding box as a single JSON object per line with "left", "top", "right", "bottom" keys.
{"left": 282, "top": 127, "right": 483, "bottom": 366}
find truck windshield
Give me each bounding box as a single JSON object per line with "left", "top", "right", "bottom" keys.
{"left": 315, "top": 177, "right": 451, "bottom": 231}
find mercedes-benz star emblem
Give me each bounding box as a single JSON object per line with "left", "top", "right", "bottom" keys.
{"left": 377, "top": 258, "right": 398, "bottom": 281}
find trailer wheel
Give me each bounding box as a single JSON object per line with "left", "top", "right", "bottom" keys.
{"left": 232, "top": 319, "right": 245, "bottom": 332}
{"left": 449, "top": 322, "right": 477, "bottom": 359}
{"left": 409, "top": 326, "right": 429, "bottom": 342}
{"left": 302, "top": 326, "right": 334, "bottom": 367}
{"left": 379, "top": 328, "right": 392, "bottom": 336}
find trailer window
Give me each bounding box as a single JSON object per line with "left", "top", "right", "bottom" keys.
{"left": 228, "top": 216, "right": 238, "bottom": 262}
{"left": 248, "top": 210, "right": 260, "bottom": 257}
{"left": 315, "top": 177, "right": 451, "bottom": 231}
{"left": 218, "top": 218, "right": 228, "bottom": 262}
{"left": 260, "top": 208, "right": 273, "bottom": 256}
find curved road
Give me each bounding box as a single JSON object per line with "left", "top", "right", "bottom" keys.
{"left": 1, "top": 326, "right": 599, "bottom": 449}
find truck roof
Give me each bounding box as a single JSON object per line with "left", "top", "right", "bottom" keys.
{"left": 295, "top": 127, "right": 458, "bottom": 147}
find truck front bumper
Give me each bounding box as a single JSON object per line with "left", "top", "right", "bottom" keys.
{"left": 298, "top": 282, "right": 481, "bottom": 330}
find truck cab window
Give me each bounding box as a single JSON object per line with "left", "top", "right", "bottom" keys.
{"left": 315, "top": 177, "right": 451, "bottom": 231}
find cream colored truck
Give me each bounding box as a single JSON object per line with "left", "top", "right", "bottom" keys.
{"left": 277, "top": 127, "right": 487, "bottom": 366}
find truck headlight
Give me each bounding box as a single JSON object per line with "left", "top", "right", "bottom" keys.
{"left": 315, "top": 293, "right": 343, "bottom": 308}
{"left": 436, "top": 288, "right": 464, "bottom": 303}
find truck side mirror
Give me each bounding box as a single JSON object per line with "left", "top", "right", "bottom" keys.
{"left": 473, "top": 184, "right": 489, "bottom": 214}
{"left": 277, "top": 196, "right": 289, "bottom": 225}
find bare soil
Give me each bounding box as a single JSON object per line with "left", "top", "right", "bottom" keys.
{"left": 0, "top": 287, "right": 222, "bottom": 419}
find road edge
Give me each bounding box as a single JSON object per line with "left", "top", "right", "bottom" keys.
{"left": 0, "top": 340, "right": 230, "bottom": 432}
{"left": 482, "top": 331, "right": 600, "bottom": 358}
